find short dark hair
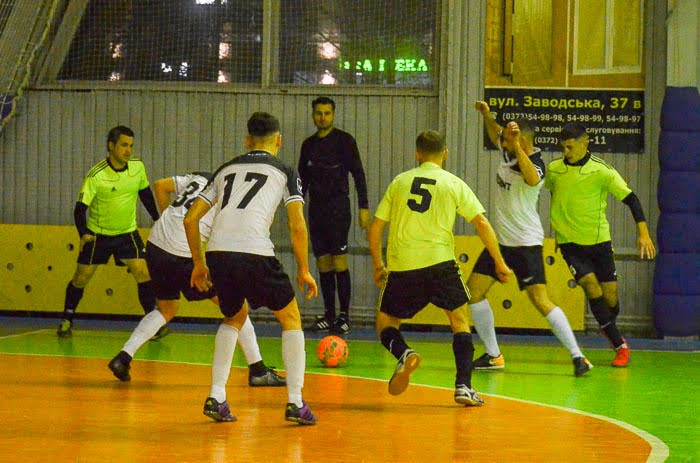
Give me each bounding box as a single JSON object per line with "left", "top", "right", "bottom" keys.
{"left": 513, "top": 118, "right": 535, "bottom": 141}
{"left": 560, "top": 123, "right": 588, "bottom": 141}
{"left": 312, "top": 96, "right": 335, "bottom": 111}
{"left": 416, "top": 130, "right": 445, "bottom": 154}
{"left": 106, "top": 125, "right": 134, "bottom": 151}
{"left": 247, "top": 112, "right": 280, "bottom": 137}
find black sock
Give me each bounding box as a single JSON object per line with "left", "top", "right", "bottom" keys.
{"left": 589, "top": 297, "right": 624, "bottom": 347}
{"left": 319, "top": 271, "right": 336, "bottom": 320}
{"left": 380, "top": 327, "right": 410, "bottom": 360}
{"left": 63, "top": 282, "right": 84, "bottom": 321}
{"left": 137, "top": 281, "right": 156, "bottom": 314}
{"left": 248, "top": 360, "right": 267, "bottom": 377}
{"left": 610, "top": 303, "right": 620, "bottom": 320}
{"left": 453, "top": 332, "right": 474, "bottom": 387}
{"left": 336, "top": 270, "right": 351, "bottom": 316}
{"left": 118, "top": 351, "right": 132, "bottom": 365}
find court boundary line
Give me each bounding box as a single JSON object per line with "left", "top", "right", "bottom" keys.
{"left": 0, "top": 349, "right": 670, "bottom": 462}
{"left": 0, "top": 329, "right": 49, "bottom": 339}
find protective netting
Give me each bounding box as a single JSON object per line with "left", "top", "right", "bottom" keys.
{"left": 0, "top": 0, "right": 60, "bottom": 133}
{"left": 58, "top": 0, "right": 437, "bottom": 88}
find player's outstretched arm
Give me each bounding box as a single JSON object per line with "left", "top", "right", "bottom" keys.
{"left": 475, "top": 100, "right": 503, "bottom": 148}
{"left": 470, "top": 213, "right": 512, "bottom": 282}
{"left": 286, "top": 201, "right": 318, "bottom": 299}
{"left": 153, "top": 177, "right": 176, "bottom": 213}
{"left": 368, "top": 218, "right": 389, "bottom": 287}
{"left": 621, "top": 192, "right": 656, "bottom": 259}
{"left": 184, "top": 198, "right": 212, "bottom": 292}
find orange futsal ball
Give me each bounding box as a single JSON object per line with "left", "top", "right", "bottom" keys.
{"left": 316, "top": 335, "right": 348, "bottom": 367}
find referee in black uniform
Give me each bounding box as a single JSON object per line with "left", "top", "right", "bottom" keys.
{"left": 299, "top": 97, "right": 369, "bottom": 335}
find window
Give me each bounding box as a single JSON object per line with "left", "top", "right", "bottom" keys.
{"left": 573, "top": 0, "right": 642, "bottom": 75}
{"left": 278, "top": 0, "right": 437, "bottom": 88}
{"left": 59, "top": 0, "right": 262, "bottom": 83}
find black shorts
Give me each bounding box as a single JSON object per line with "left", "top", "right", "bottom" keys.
{"left": 308, "top": 197, "right": 351, "bottom": 257}
{"left": 559, "top": 241, "right": 617, "bottom": 283}
{"left": 378, "top": 260, "right": 470, "bottom": 319}
{"left": 472, "top": 245, "right": 546, "bottom": 290}
{"left": 146, "top": 242, "right": 216, "bottom": 302}
{"left": 206, "top": 251, "right": 295, "bottom": 317}
{"left": 77, "top": 230, "right": 146, "bottom": 265}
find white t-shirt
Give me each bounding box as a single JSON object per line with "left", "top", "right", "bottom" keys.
{"left": 493, "top": 144, "right": 546, "bottom": 247}
{"left": 199, "top": 150, "right": 304, "bottom": 256}
{"left": 148, "top": 173, "right": 215, "bottom": 257}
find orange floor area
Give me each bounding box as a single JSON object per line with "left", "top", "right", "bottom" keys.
{"left": 0, "top": 354, "right": 652, "bottom": 462}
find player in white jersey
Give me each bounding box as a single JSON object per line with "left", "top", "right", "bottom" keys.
{"left": 468, "top": 101, "right": 592, "bottom": 377}
{"left": 184, "top": 112, "right": 318, "bottom": 425}
{"left": 107, "top": 172, "right": 286, "bottom": 387}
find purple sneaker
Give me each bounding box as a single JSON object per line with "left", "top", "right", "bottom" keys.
{"left": 285, "top": 401, "right": 317, "bottom": 425}
{"left": 203, "top": 397, "right": 237, "bottom": 422}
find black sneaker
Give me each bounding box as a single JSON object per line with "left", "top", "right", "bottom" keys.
{"left": 472, "top": 352, "right": 505, "bottom": 370}
{"left": 285, "top": 401, "right": 317, "bottom": 425}
{"left": 573, "top": 356, "right": 593, "bottom": 377}
{"left": 331, "top": 314, "right": 351, "bottom": 335}
{"left": 249, "top": 367, "right": 286, "bottom": 387}
{"left": 149, "top": 325, "right": 171, "bottom": 341}
{"left": 203, "top": 397, "right": 237, "bottom": 422}
{"left": 57, "top": 319, "right": 73, "bottom": 337}
{"left": 306, "top": 316, "right": 333, "bottom": 332}
{"left": 388, "top": 349, "right": 421, "bottom": 395}
{"left": 108, "top": 355, "right": 131, "bottom": 382}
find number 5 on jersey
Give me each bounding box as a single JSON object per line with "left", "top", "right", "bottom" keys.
{"left": 407, "top": 177, "right": 436, "bottom": 213}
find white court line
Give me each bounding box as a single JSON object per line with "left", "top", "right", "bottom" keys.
{"left": 0, "top": 329, "right": 49, "bottom": 340}
{"left": 0, "top": 339, "right": 672, "bottom": 461}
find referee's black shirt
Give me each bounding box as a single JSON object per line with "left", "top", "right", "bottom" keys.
{"left": 298, "top": 128, "right": 369, "bottom": 209}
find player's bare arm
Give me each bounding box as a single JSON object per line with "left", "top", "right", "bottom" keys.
{"left": 286, "top": 201, "right": 318, "bottom": 299}
{"left": 636, "top": 222, "right": 656, "bottom": 260}
{"left": 359, "top": 208, "right": 371, "bottom": 230}
{"left": 368, "top": 218, "right": 389, "bottom": 287}
{"left": 184, "top": 197, "right": 212, "bottom": 292}
{"left": 505, "top": 122, "right": 541, "bottom": 186}
{"left": 153, "top": 177, "right": 176, "bottom": 213}
{"left": 470, "top": 213, "right": 512, "bottom": 282}
{"left": 475, "top": 100, "right": 503, "bottom": 148}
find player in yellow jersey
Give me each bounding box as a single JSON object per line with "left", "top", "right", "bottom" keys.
{"left": 57, "top": 126, "right": 162, "bottom": 338}
{"left": 369, "top": 130, "right": 512, "bottom": 405}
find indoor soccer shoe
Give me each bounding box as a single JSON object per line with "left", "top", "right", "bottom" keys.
{"left": 611, "top": 339, "right": 630, "bottom": 367}
{"left": 573, "top": 357, "right": 593, "bottom": 377}
{"left": 454, "top": 384, "right": 484, "bottom": 406}
{"left": 150, "top": 325, "right": 171, "bottom": 341}
{"left": 56, "top": 319, "right": 73, "bottom": 338}
{"left": 203, "top": 397, "right": 237, "bottom": 422}
{"left": 306, "top": 316, "right": 333, "bottom": 332}
{"left": 472, "top": 353, "right": 505, "bottom": 370}
{"left": 108, "top": 355, "right": 131, "bottom": 382}
{"left": 285, "top": 401, "right": 317, "bottom": 425}
{"left": 249, "top": 367, "right": 286, "bottom": 387}
{"left": 331, "top": 314, "right": 351, "bottom": 335}
{"left": 388, "top": 349, "right": 421, "bottom": 395}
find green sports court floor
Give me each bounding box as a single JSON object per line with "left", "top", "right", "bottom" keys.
{"left": 0, "top": 316, "right": 697, "bottom": 462}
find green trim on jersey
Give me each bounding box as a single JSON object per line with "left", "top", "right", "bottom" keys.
{"left": 78, "top": 158, "right": 150, "bottom": 236}
{"left": 545, "top": 155, "right": 632, "bottom": 245}
{"left": 375, "top": 162, "right": 485, "bottom": 271}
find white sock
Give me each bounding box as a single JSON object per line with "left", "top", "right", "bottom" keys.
{"left": 469, "top": 299, "right": 500, "bottom": 357}
{"left": 237, "top": 316, "right": 262, "bottom": 366}
{"left": 282, "top": 330, "right": 305, "bottom": 407}
{"left": 209, "top": 323, "right": 239, "bottom": 402}
{"left": 546, "top": 307, "right": 583, "bottom": 359}
{"left": 122, "top": 310, "right": 167, "bottom": 357}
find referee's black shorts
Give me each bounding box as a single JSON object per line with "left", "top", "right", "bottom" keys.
{"left": 378, "top": 260, "right": 470, "bottom": 319}
{"left": 308, "top": 197, "right": 351, "bottom": 257}
{"left": 206, "top": 251, "right": 296, "bottom": 317}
